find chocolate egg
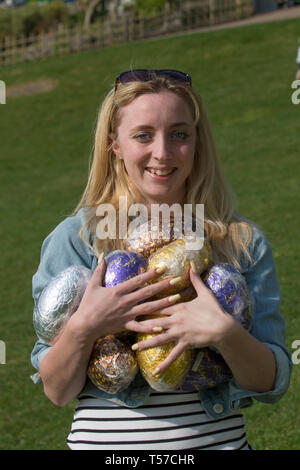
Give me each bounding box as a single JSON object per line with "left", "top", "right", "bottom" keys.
{"left": 33, "top": 265, "right": 92, "bottom": 343}
{"left": 137, "top": 313, "right": 192, "bottom": 392}
{"left": 104, "top": 250, "right": 147, "bottom": 288}
{"left": 147, "top": 237, "right": 211, "bottom": 298}
{"left": 204, "top": 263, "right": 253, "bottom": 330}
{"left": 176, "top": 263, "right": 253, "bottom": 391}
{"left": 177, "top": 348, "right": 232, "bottom": 392}
{"left": 88, "top": 335, "right": 138, "bottom": 394}
{"left": 125, "top": 216, "right": 199, "bottom": 258}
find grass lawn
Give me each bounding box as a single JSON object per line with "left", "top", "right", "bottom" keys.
{"left": 0, "top": 15, "right": 299, "bottom": 450}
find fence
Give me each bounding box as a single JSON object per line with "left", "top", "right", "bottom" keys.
{"left": 0, "top": 0, "right": 254, "bottom": 66}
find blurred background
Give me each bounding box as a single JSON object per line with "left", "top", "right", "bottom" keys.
{"left": 0, "top": 0, "right": 299, "bottom": 450}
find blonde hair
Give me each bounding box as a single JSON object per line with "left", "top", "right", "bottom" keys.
{"left": 72, "top": 77, "right": 253, "bottom": 269}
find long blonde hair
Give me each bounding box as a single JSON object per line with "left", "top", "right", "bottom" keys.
{"left": 72, "top": 77, "right": 253, "bottom": 269}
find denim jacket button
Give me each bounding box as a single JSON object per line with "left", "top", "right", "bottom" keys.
{"left": 213, "top": 403, "right": 224, "bottom": 414}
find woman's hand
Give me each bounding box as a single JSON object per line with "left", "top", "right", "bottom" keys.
{"left": 129, "top": 266, "right": 276, "bottom": 393}
{"left": 69, "top": 257, "right": 183, "bottom": 344}
{"left": 128, "top": 267, "right": 234, "bottom": 373}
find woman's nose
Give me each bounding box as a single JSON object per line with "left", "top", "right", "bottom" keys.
{"left": 153, "top": 135, "right": 171, "bottom": 161}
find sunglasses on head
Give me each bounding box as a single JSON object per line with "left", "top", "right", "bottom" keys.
{"left": 115, "top": 69, "right": 192, "bottom": 91}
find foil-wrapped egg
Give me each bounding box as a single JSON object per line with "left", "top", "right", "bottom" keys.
{"left": 88, "top": 335, "right": 138, "bottom": 394}
{"left": 124, "top": 216, "right": 199, "bottom": 258}
{"left": 177, "top": 262, "right": 253, "bottom": 391}
{"left": 147, "top": 237, "right": 211, "bottom": 298}
{"left": 204, "top": 263, "right": 253, "bottom": 330}
{"left": 33, "top": 265, "right": 92, "bottom": 344}
{"left": 177, "top": 348, "right": 232, "bottom": 392}
{"left": 104, "top": 250, "right": 147, "bottom": 288}
{"left": 137, "top": 313, "right": 192, "bottom": 392}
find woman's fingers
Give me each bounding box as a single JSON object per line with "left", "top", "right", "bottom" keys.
{"left": 132, "top": 331, "right": 172, "bottom": 352}
{"left": 116, "top": 266, "right": 168, "bottom": 295}
{"left": 86, "top": 255, "right": 106, "bottom": 289}
{"left": 129, "top": 292, "right": 181, "bottom": 320}
{"left": 189, "top": 266, "right": 209, "bottom": 296}
{"left": 152, "top": 343, "right": 187, "bottom": 374}
{"left": 125, "top": 318, "right": 161, "bottom": 334}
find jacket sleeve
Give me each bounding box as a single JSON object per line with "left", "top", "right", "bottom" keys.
{"left": 30, "top": 210, "right": 97, "bottom": 383}
{"left": 199, "top": 225, "right": 293, "bottom": 420}
{"left": 232, "top": 224, "right": 292, "bottom": 404}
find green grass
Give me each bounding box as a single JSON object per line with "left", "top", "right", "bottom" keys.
{"left": 0, "top": 16, "right": 300, "bottom": 450}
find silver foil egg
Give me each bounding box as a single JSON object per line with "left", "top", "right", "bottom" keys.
{"left": 33, "top": 265, "right": 92, "bottom": 343}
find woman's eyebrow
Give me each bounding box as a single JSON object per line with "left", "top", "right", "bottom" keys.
{"left": 130, "top": 122, "right": 192, "bottom": 132}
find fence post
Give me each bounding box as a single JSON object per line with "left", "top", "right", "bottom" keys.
{"left": 209, "top": 0, "right": 215, "bottom": 25}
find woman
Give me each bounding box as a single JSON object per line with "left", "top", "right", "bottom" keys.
{"left": 31, "top": 69, "right": 292, "bottom": 450}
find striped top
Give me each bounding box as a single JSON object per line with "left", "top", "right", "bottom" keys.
{"left": 67, "top": 390, "right": 251, "bottom": 450}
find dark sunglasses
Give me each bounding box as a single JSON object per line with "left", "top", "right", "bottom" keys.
{"left": 115, "top": 69, "right": 192, "bottom": 91}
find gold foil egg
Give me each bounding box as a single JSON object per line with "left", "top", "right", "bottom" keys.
{"left": 147, "top": 237, "right": 211, "bottom": 298}
{"left": 87, "top": 335, "right": 138, "bottom": 394}
{"left": 136, "top": 313, "right": 192, "bottom": 392}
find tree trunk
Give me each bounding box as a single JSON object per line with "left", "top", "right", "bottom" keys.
{"left": 83, "top": 0, "right": 102, "bottom": 28}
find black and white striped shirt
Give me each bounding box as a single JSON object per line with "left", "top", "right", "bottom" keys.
{"left": 67, "top": 390, "right": 251, "bottom": 450}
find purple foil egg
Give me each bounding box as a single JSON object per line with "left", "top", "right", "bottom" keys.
{"left": 104, "top": 250, "right": 147, "bottom": 288}
{"left": 177, "top": 262, "right": 253, "bottom": 392}
{"left": 204, "top": 263, "right": 253, "bottom": 330}
{"left": 177, "top": 349, "right": 232, "bottom": 392}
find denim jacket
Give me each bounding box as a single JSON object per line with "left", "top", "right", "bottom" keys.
{"left": 30, "top": 208, "right": 292, "bottom": 420}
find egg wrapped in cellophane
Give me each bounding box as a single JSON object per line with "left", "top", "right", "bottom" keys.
{"left": 87, "top": 335, "right": 138, "bottom": 394}
{"left": 33, "top": 265, "right": 92, "bottom": 344}
{"left": 124, "top": 215, "right": 199, "bottom": 259}
{"left": 176, "top": 262, "right": 254, "bottom": 391}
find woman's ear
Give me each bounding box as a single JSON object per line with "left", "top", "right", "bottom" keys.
{"left": 109, "top": 133, "right": 122, "bottom": 159}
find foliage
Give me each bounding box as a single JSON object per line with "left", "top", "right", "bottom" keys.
{"left": 134, "top": 0, "right": 175, "bottom": 14}
{"left": 0, "top": 1, "right": 71, "bottom": 39}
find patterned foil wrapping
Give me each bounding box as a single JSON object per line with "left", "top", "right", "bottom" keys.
{"left": 204, "top": 263, "right": 253, "bottom": 331}
{"left": 147, "top": 237, "right": 211, "bottom": 298}
{"left": 177, "top": 348, "right": 232, "bottom": 392}
{"left": 176, "top": 262, "right": 254, "bottom": 391}
{"left": 88, "top": 335, "right": 138, "bottom": 394}
{"left": 137, "top": 315, "right": 192, "bottom": 392}
{"left": 124, "top": 216, "right": 199, "bottom": 259}
{"left": 33, "top": 265, "right": 92, "bottom": 343}
{"left": 104, "top": 250, "right": 147, "bottom": 288}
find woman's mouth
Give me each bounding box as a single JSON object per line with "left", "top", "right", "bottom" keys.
{"left": 145, "top": 167, "right": 177, "bottom": 179}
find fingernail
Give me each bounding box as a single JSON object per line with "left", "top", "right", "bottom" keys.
{"left": 152, "top": 367, "right": 160, "bottom": 376}
{"left": 190, "top": 261, "right": 197, "bottom": 273}
{"left": 168, "top": 293, "right": 181, "bottom": 303}
{"left": 152, "top": 326, "right": 163, "bottom": 333}
{"left": 155, "top": 263, "right": 168, "bottom": 274}
{"left": 131, "top": 343, "right": 139, "bottom": 351}
{"left": 169, "top": 276, "right": 182, "bottom": 286}
{"left": 98, "top": 252, "right": 104, "bottom": 264}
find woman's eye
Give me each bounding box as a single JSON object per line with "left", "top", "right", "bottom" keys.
{"left": 134, "top": 133, "right": 151, "bottom": 141}
{"left": 172, "top": 131, "right": 188, "bottom": 140}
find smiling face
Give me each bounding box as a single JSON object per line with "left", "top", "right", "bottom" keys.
{"left": 111, "top": 90, "right": 197, "bottom": 208}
